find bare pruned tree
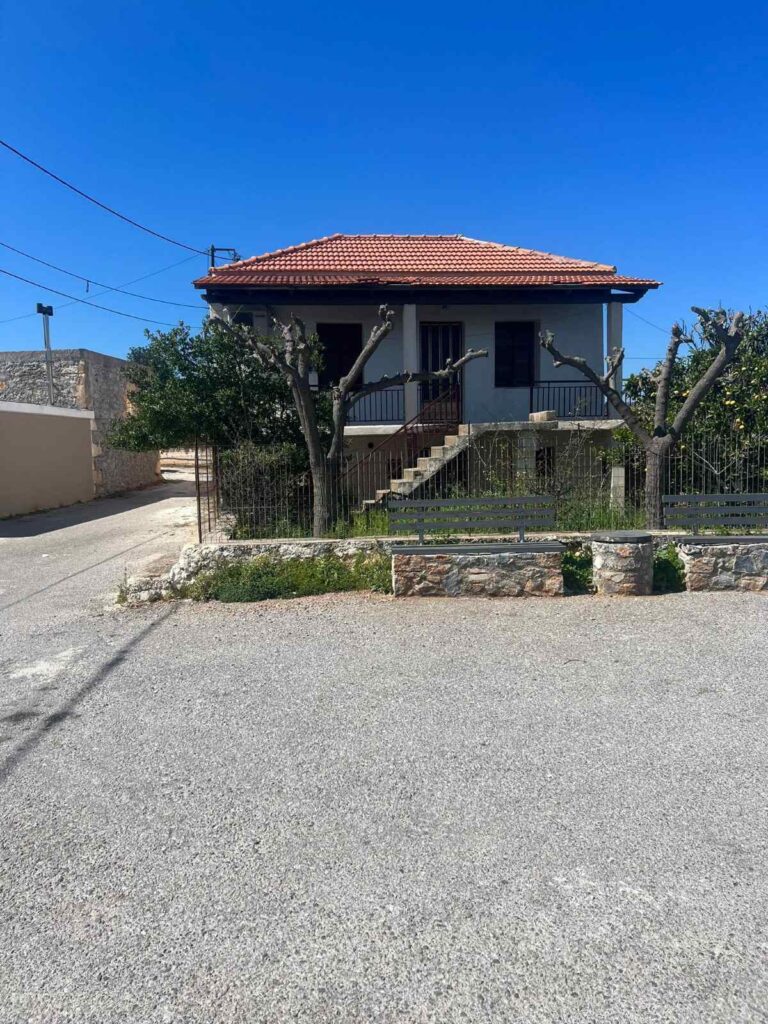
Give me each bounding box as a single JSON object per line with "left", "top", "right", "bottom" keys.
{"left": 540, "top": 307, "right": 746, "bottom": 529}
{"left": 233, "top": 305, "right": 487, "bottom": 536}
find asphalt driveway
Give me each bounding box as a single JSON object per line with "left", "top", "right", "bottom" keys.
{"left": 1, "top": 494, "right": 767, "bottom": 1022}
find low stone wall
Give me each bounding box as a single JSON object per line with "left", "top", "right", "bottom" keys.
{"left": 124, "top": 538, "right": 394, "bottom": 603}
{"left": 392, "top": 549, "right": 563, "bottom": 598}
{"left": 121, "top": 533, "right": 768, "bottom": 605}
{"left": 678, "top": 540, "right": 768, "bottom": 592}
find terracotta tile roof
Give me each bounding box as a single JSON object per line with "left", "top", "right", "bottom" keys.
{"left": 194, "top": 234, "right": 660, "bottom": 290}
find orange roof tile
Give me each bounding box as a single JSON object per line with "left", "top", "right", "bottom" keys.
{"left": 195, "top": 234, "right": 660, "bottom": 290}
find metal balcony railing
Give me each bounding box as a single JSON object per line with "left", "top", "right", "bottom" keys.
{"left": 530, "top": 380, "right": 609, "bottom": 419}
{"left": 347, "top": 386, "right": 405, "bottom": 424}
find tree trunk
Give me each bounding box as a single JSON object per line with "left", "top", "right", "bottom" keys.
{"left": 309, "top": 454, "right": 331, "bottom": 538}
{"left": 644, "top": 443, "right": 666, "bottom": 530}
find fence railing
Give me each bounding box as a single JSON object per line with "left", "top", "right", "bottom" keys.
{"left": 194, "top": 430, "right": 768, "bottom": 542}
{"left": 530, "top": 380, "right": 608, "bottom": 419}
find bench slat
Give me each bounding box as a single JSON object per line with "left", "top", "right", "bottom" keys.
{"left": 663, "top": 493, "right": 768, "bottom": 504}
{"left": 388, "top": 508, "right": 555, "bottom": 521}
{"left": 390, "top": 518, "right": 555, "bottom": 533}
{"left": 665, "top": 507, "right": 768, "bottom": 519}
{"left": 388, "top": 496, "right": 552, "bottom": 508}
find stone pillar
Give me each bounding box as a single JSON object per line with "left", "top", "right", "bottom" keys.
{"left": 591, "top": 530, "right": 653, "bottom": 596}
{"left": 403, "top": 303, "right": 419, "bottom": 421}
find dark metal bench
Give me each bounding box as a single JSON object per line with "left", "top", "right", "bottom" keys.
{"left": 663, "top": 493, "right": 768, "bottom": 536}
{"left": 388, "top": 495, "right": 558, "bottom": 545}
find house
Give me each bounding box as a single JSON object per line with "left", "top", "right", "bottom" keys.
{"left": 194, "top": 234, "right": 660, "bottom": 501}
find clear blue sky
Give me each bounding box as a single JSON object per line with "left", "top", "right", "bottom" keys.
{"left": 1, "top": 0, "right": 766, "bottom": 369}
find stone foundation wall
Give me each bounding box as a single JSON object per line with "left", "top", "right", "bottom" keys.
{"left": 678, "top": 541, "right": 768, "bottom": 592}
{"left": 0, "top": 349, "right": 159, "bottom": 496}
{"left": 392, "top": 550, "right": 563, "bottom": 598}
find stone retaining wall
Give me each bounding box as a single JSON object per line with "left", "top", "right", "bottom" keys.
{"left": 122, "top": 534, "right": 768, "bottom": 605}
{"left": 678, "top": 541, "right": 768, "bottom": 592}
{"left": 392, "top": 550, "right": 563, "bottom": 598}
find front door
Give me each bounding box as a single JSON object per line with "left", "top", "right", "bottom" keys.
{"left": 419, "top": 322, "right": 463, "bottom": 418}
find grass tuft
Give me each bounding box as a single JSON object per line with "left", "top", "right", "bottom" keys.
{"left": 188, "top": 552, "right": 392, "bottom": 603}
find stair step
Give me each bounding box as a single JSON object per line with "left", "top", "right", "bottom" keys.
{"left": 375, "top": 488, "right": 391, "bottom": 500}
{"left": 390, "top": 479, "right": 410, "bottom": 493}
{"left": 443, "top": 434, "right": 460, "bottom": 447}
{"left": 430, "top": 446, "right": 448, "bottom": 459}
{"left": 402, "top": 468, "right": 424, "bottom": 482}
{"left": 458, "top": 423, "right": 471, "bottom": 436}
{"left": 416, "top": 456, "right": 443, "bottom": 472}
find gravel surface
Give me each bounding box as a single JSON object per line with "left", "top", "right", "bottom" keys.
{"left": 1, "top": 495, "right": 767, "bottom": 1022}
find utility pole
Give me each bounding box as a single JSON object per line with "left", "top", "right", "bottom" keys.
{"left": 207, "top": 245, "right": 240, "bottom": 271}
{"left": 36, "top": 303, "right": 55, "bottom": 405}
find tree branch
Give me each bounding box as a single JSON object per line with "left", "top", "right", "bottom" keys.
{"left": 653, "top": 324, "right": 686, "bottom": 436}
{"left": 539, "top": 331, "right": 652, "bottom": 445}
{"left": 669, "top": 310, "right": 744, "bottom": 439}
{"left": 338, "top": 305, "right": 396, "bottom": 395}
{"left": 346, "top": 348, "right": 488, "bottom": 406}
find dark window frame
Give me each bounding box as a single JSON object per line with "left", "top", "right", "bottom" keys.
{"left": 494, "top": 320, "right": 538, "bottom": 389}
{"left": 315, "top": 322, "right": 364, "bottom": 388}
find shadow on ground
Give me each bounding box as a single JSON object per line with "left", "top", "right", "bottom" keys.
{"left": 0, "top": 477, "right": 196, "bottom": 539}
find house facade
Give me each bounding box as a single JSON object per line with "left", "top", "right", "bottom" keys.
{"left": 194, "top": 234, "right": 660, "bottom": 438}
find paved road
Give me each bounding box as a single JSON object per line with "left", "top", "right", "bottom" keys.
{"left": 1, "top": 494, "right": 767, "bottom": 1023}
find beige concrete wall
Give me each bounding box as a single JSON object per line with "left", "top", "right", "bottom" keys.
{"left": 0, "top": 349, "right": 160, "bottom": 496}
{"left": 0, "top": 403, "right": 95, "bottom": 517}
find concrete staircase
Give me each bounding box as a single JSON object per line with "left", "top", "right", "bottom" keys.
{"left": 362, "top": 424, "right": 472, "bottom": 508}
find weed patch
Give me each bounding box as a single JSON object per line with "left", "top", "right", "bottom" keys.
{"left": 653, "top": 543, "right": 686, "bottom": 593}
{"left": 562, "top": 548, "right": 593, "bottom": 594}
{"left": 189, "top": 552, "right": 392, "bottom": 602}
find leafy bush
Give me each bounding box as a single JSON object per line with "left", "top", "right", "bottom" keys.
{"left": 653, "top": 544, "right": 686, "bottom": 593}
{"left": 562, "top": 548, "right": 593, "bottom": 594}
{"left": 188, "top": 552, "right": 392, "bottom": 602}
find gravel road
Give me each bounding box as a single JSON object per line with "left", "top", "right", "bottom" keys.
{"left": 1, "top": 491, "right": 767, "bottom": 1022}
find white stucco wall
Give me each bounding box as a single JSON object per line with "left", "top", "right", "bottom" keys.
{"left": 209, "top": 300, "right": 604, "bottom": 423}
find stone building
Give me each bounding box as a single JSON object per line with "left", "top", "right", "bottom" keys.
{"left": 0, "top": 348, "right": 159, "bottom": 497}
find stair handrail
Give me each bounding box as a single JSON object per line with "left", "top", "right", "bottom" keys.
{"left": 340, "top": 385, "right": 459, "bottom": 480}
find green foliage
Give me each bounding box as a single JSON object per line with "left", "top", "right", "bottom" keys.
{"left": 562, "top": 548, "right": 593, "bottom": 594}
{"left": 653, "top": 543, "right": 686, "bottom": 593}
{"left": 188, "top": 552, "right": 392, "bottom": 602}
{"left": 107, "top": 318, "right": 331, "bottom": 451}
{"left": 624, "top": 309, "right": 768, "bottom": 435}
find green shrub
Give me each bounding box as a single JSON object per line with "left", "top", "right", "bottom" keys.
{"left": 653, "top": 543, "right": 686, "bottom": 593}
{"left": 562, "top": 548, "right": 593, "bottom": 594}
{"left": 188, "top": 551, "right": 392, "bottom": 603}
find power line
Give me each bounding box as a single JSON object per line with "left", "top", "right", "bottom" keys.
{"left": 0, "top": 241, "right": 202, "bottom": 309}
{"left": 0, "top": 268, "right": 182, "bottom": 326}
{"left": 0, "top": 138, "right": 208, "bottom": 256}
{"left": 0, "top": 241, "right": 203, "bottom": 309}
{"left": 0, "top": 254, "right": 202, "bottom": 325}
{"left": 625, "top": 307, "right": 669, "bottom": 335}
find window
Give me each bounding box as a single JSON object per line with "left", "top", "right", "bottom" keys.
{"left": 232, "top": 311, "right": 254, "bottom": 327}
{"left": 316, "top": 323, "right": 363, "bottom": 388}
{"left": 494, "top": 321, "right": 536, "bottom": 388}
